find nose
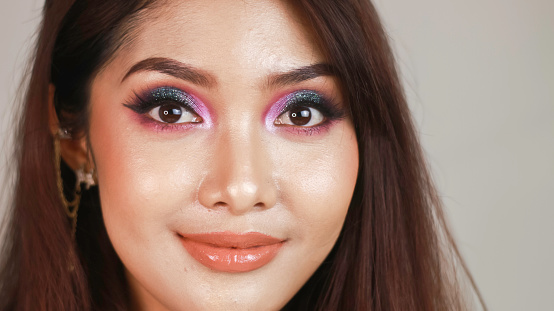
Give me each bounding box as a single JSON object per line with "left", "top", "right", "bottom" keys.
{"left": 197, "top": 127, "right": 278, "bottom": 215}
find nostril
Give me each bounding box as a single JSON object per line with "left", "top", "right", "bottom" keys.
{"left": 253, "top": 202, "right": 267, "bottom": 210}
{"left": 213, "top": 201, "right": 228, "bottom": 209}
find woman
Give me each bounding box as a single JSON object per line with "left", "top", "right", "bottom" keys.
{"left": 0, "top": 0, "right": 485, "bottom": 310}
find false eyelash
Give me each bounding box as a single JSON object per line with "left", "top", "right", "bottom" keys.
{"left": 123, "top": 87, "right": 198, "bottom": 115}
{"left": 276, "top": 90, "right": 347, "bottom": 124}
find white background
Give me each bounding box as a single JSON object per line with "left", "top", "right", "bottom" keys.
{"left": 1, "top": 1, "right": 553, "bottom": 310}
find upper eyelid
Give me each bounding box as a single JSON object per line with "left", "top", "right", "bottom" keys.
{"left": 125, "top": 87, "right": 345, "bottom": 124}
{"left": 149, "top": 87, "right": 196, "bottom": 106}
{"left": 124, "top": 87, "right": 199, "bottom": 114}
{"left": 277, "top": 90, "right": 344, "bottom": 117}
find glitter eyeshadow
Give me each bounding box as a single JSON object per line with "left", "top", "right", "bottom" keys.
{"left": 124, "top": 86, "right": 211, "bottom": 121}
{"left": 285, "top": 90, "right": 324, "bottom": 106}
{"left": 264, "top": 89, "right": 345, "bottom": 129}
{"left": 150, "top": 87, "right": 193, "bottom": 104}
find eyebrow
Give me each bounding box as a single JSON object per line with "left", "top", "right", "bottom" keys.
{"left": 122, "top": 57, "right": 216, "bottom": 87}
{"left": 266, "top": 63, "right": 337, "bottom": 88}
{"left": 122, "top": 57, "right": 336, "bottom": 88}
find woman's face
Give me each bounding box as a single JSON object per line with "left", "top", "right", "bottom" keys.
{"left": 87, "top": 0, "right": 358, "bottom": 309}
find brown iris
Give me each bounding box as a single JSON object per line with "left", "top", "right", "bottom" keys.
{"left": 289, "top": 107, "right": 311, "bottom": 126}
{"left": 158, "top": 103, "right": 183, "bottom": 123}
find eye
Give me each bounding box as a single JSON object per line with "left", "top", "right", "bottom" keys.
{"left": 271, "top": 90, "right": 341, "bottom": 128}
{"left": 124, "top": 87, "right": 205, "bottom": 126}
{"left": 274, "top": 106, "right": 325, "bottom": 127}
{"left": 148, "top": 102, "right": 202, "bottom": 124}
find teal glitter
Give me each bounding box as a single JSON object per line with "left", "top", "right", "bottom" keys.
{"left": 150, "top": 87, "right": 191, "bottom": 103}
{"left": 289, "top": 90, "right": 322, "bottom": 105}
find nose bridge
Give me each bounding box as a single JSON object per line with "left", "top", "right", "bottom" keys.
{"left": 198, "top": 119, "right": 277, "bottom": 214}
{"left": 222, "top": 124, "right": 262, "bottom": 185}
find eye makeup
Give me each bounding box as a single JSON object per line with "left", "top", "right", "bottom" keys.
{"left": 124, "top": 86, "right": 212, "bottom": 131}
{"left": 265, "top": 90, "right": 346, "bottom": 134}
{"left": 125, "top": 87, "right": 345, "bottom": 135}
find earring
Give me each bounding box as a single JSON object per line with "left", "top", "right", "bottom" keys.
{"left": 76, "top": 166, "right": 96, "bottom": 190}
{"left": 53, "top": 128, "right": 95, "bottom": 238}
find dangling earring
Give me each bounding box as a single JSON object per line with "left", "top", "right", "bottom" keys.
{"left": 53, "top": 128, "right": 96, "bottom": 238}
{"left": 75, "top": 166, "right": 96, "bottom": 190}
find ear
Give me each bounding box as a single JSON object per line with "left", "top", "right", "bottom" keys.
{"left": 48, "top": 84, "right": 91, "bottom": 171}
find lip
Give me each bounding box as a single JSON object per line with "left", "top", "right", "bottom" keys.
{"left": 179, "top": 231, "right": 285, "bottom": 273}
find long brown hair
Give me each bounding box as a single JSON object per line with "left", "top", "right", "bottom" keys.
{"left": 0, "top": 0, "right": 485, "bottom": 310}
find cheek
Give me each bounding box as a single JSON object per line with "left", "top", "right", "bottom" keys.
{"left": 274, "top": 124, "right": 358, "bottom": 247}
{"left": 88, "top": 99, "right": 210, "bottom": 256}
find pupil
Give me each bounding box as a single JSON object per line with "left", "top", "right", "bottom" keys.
{"left": 289, "top": 107, "right": 311, "bottom": 126}
{"left": 159, "top": 104, "right": 182, "bottom": 123}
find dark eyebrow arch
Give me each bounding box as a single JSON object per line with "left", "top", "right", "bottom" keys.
{"left": 267, "top": 63, "right": 337, "bottom": 87}
{"left": 121, "top": 57, "right": 216, "bottom": 87}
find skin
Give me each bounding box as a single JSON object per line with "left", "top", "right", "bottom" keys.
{"left": 82, "top": 0, "right": 358, "bottom": 310}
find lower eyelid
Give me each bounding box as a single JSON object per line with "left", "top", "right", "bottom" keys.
{"left": 292, "top": 124, "right": 329, "bottom": 135}
{"left": 144, "top": 120, "right": 199, "bottom": 133}
{"left": 274, "top": 118, "right": 338, "bottom": 137}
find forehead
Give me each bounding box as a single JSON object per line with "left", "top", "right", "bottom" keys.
{"left": 109, "top": 0, "right": 323, "bottom": 80}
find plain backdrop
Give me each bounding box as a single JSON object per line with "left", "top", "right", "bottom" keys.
{"left": 1, "top": 1, "right": 553, "bottom": 310}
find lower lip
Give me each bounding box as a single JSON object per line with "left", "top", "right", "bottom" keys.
{"left": 180, "top": 234, "right": 284, "bottom": 273}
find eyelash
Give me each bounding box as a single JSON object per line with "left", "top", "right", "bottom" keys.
{"left": 124, "top": 87, "right": 202, "bottom": 131}
{"left": 273, "top": 90, "right": 345, "bottom": 132}
{"left": 124, "top": 87, "right": 197, "bottom": 114}
{"left": 124, "top": 87, "right": 345, "bottom": 134}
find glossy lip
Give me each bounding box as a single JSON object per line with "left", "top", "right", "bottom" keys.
{"left": 179, "top": 232, "right": 285, "bottom": 273}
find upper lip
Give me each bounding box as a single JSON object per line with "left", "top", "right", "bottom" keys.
{"left": 179, "top": 231, "right": 284, "bottom": 249}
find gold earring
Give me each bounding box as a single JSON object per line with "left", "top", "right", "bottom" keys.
{"left": 54, "top": 128, "right": 81, "bottom": 238}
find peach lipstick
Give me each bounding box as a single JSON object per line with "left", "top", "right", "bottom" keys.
{"left": 180, "top": 232, "right": 284, "bottom": 273}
